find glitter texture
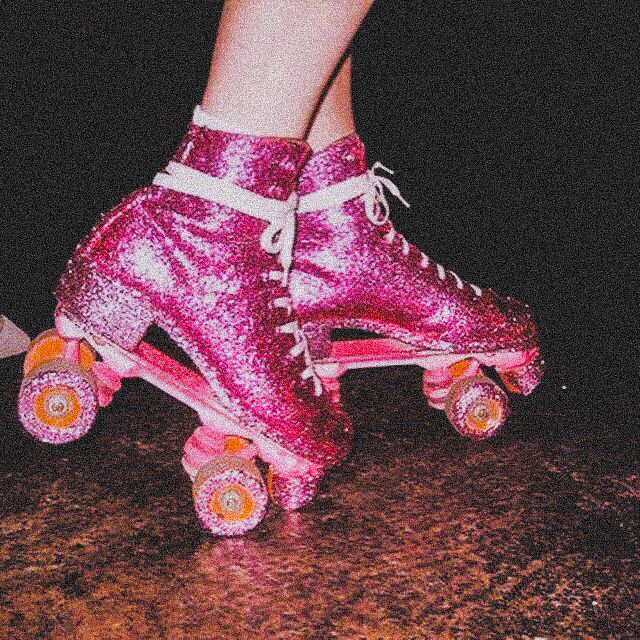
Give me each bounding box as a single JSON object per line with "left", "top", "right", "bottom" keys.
{"left": 292, "top": 134, "right": 544, "bottom": 394}
{"left": 268, "top": 466, "right": 324, "bottom": 511}
{"left": 18, "top": 361, "right": 98, "bottom": 444}
{"left": 444, "top": 375, "right": 510, "bottom": 440}
{"left": 192, "top": 465, "right": 268, "bottom": 537}
{"left": 55, "top": 121, "right": 353, "bottom": 481}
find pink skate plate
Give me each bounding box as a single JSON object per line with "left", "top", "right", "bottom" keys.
{"left": 17, "top": 315, "right": 320, "bottom": 536}
{"left": 314, "top": 337, "right": 541, "bottom": 440}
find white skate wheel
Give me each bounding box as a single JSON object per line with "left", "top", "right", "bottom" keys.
{"left": 445, "top": 375, "right": 509, "bottom": 440}
{"left": 18, "top": 359, "right": 98, "bottom": 444}
{"left": 192, "top": 455, "right": 268, "bottom": 536}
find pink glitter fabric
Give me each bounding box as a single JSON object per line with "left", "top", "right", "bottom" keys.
{"left": 18, "top": 362, "right": 98, "bottom": 444}
{"left": 292, "top": 134, "right": 543, "bottom": 393}
{"left": 56, "top": 121, "right": 352, "bottom": 472}
{"left": 268, "top": 467, "right": 324, "bottom": 511}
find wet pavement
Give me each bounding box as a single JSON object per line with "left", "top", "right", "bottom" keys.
{"left": 0, "top": 349, "right": 638, "bottom": 640}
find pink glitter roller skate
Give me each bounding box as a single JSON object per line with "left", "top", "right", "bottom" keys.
{"left": 291, "top": 134, "right": 544, "bottom": 441}
{"left": 18, "top": 108, "right": 351, "bottom": 536}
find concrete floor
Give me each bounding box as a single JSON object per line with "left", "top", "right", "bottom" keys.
{"left": 0, "top": 350, "right": 638, "bottom": 639}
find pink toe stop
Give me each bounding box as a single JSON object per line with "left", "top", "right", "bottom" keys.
{"left": 498, "top": 350, "right": 545, "bottom": 396}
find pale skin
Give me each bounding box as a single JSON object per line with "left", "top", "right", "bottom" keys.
{"left": 201, "top": 1, "right": 367, "bottom": 142}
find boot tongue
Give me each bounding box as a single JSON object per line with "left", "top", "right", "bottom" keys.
{"left": 173, "top": 122, "right": 310, "bottom": 201}
{"left": 297, "top": 133, "right": 368, "bottom": 196}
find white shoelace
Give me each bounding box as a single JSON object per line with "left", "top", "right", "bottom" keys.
{"left": 298, "top": 161, "right": 482, "bottom": 297}
{"left": 153, "top": 161, "right": 323, "bottom": 395}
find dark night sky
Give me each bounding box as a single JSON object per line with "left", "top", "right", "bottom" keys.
{"left": 1, "top": 1, "right": 637, "bottom": 401}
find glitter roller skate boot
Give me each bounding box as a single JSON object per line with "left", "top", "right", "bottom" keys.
{"left": 18, "top": 108, "right": 352, "bottom": 536}
{"left": 291, "top": 134, "right": 544, "bottom": 441}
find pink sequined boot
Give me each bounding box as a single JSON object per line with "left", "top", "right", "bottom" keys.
{"left": 291, "top": 134, "right": 544, "bottom": 440}
{"left": 18, "top": 108, "right": 352, "bottom": 535}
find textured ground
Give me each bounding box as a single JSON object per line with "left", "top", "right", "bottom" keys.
{"left": 1, "top": 350, "right": 638, "bottom": 640}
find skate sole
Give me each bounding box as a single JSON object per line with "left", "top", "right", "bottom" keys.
{"left": 314, "top": 337, "right": 537, "bottom": 379}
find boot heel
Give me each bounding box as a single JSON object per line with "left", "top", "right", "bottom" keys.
{"left": 56, "top": 272, "right": 154, "bottom": 350}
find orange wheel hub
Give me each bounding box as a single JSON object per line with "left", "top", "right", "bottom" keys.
{"left": 33, "top": 385, "right": 81, "bottom": 429}
{"left": 209, "top": 483, "right": 255, "bottom": 522}
{"left": 465, "top": 398, "right": 501, "bottom": 434}
{"left": 266, "top": 467, "right": 277, "bottom": 501}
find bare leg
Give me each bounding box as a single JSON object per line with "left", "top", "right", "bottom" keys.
{"left": 201, "top": 2, "right": 372, "bottom": 139}
{"left": 306, "top": 55, "right": 357, "bottom": 150}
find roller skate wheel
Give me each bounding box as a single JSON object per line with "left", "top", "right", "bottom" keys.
{"left": 445, "top": 375, "right": 509, "bottom": 440}
{"left": 210, "top": 483, "right": 255, "bottom": 520}
{"left": 18, "top": 360, "right": 98, "bottom": 444}
{"left": 23, "top": 329, "right": 95, "bottom": 376}
{"left": 192, "top": 455, "right": 267, "bottom": 536}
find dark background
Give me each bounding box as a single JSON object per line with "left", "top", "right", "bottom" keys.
{"left": 2, "top": 1, "right": 637, "bottom": 404}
